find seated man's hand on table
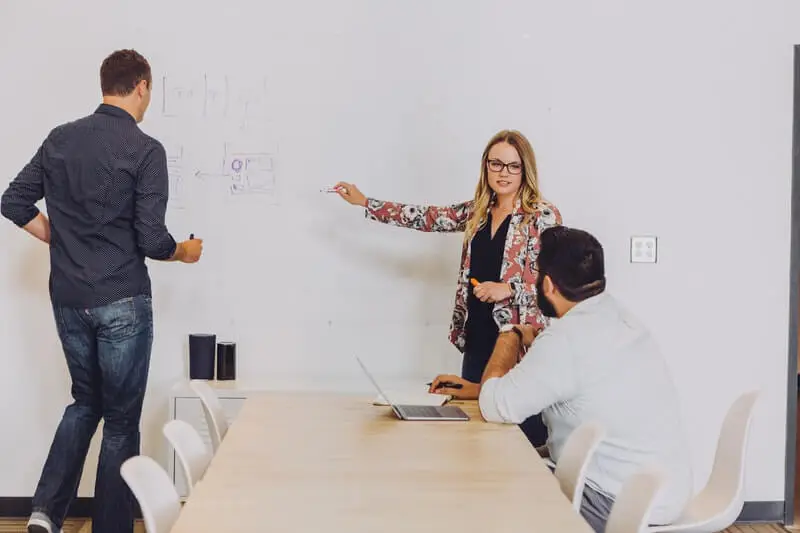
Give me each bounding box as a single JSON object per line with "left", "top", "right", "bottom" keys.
{"left": 428, "top": 374, "right": 480, "bottom": 400}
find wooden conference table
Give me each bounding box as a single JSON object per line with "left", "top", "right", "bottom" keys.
{"left": 170, "top": 392, "right": 593, "bottom": 532}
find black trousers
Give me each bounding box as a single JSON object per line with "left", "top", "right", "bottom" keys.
{"left": 461, "top": 347, "right": 548, "bottom": 447}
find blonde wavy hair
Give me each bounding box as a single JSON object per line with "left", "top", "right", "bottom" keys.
{"left": 463, "top": 130, "right": 542, "bottom": 241}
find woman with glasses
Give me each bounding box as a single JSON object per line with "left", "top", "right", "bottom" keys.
{"left": 334, "top": 129, "right": 561, "bottom": 446}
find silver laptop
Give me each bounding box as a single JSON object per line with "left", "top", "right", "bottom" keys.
{"left": 356, "top": 356, "right": 469, "bottom": 421}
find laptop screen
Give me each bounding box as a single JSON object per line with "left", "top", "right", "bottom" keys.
{"left": 355, "top": 356, "right": 402, "bottom": 418}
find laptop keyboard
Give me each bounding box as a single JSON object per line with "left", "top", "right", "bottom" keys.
{"left": 399, "top": 405, "right": 443, "bottom": 418}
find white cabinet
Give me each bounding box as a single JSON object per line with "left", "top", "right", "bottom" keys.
{"left": 167, "top": 381, "right": 252, "bottom": 498}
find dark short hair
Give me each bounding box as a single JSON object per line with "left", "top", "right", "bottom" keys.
{"left": 100, "top": 49, "right": 151, "bottom": 97}
{"left": 537, "top": 226, "right": 606, "bottom": 302}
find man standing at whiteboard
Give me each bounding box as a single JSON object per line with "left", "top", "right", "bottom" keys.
{"left": 0, "top": 49, "right": 202, "bottom": 533}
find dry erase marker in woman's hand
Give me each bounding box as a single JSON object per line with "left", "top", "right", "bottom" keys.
{"left": 470, "top": 278, "right": 479, "bottom": 287}
{"left": 321, "top": 185, "right": 347, "bottom": 193}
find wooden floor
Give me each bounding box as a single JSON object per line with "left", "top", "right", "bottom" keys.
{"left": 0, "top": 519, "right": 145, "bottom": 532}
{"left": 0, "top": 519, "right": 789, "bottom": 532}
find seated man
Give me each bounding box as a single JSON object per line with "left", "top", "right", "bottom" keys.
{"left": 478, "top": 225, "right": 693, "bottom": 533}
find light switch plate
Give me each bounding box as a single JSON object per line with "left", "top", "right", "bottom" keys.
{"left": 630, "top": 235, "right": 657, "bottom": 263}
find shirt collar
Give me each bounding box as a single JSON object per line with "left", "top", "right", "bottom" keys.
{"left": 564, "top": 291, "right": 608, "bottom": 316}
{"left": 95, "top": 103, "right": 136, "bottom": 123}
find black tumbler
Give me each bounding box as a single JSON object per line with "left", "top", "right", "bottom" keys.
{"left": 189, "top": 334, "right": 216, "bottom": 379}
{"left": 216, "top": 342, "right": 236, "bottom": 381}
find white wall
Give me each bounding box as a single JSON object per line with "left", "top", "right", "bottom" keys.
{"left": 0, "top": 0, "right": 798, "bottom": 504}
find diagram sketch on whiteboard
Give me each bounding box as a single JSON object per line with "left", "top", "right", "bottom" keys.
{"left": 203, "top": 75, "right": 229, "bottom": 118}
{"left": 162, "top": 75, "right": 203, "bottom": 118}
{"left": 164, "top": 142, "right": 187, "bottom": 209}
{"left": 229, "top": 76, "right": 271, "bottom": 130}
{"left": 162, "top": 73, "right": 270, "bottom": 125}
{"left": 223, "top": 142, "right": 278, "bottom": 201}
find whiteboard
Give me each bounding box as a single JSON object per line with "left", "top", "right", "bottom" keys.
{"left": 3, "top": 1, "right": 560, "bottom": 380}
{"left": 5, "top": 0, "right": 792, "bottom": 501}
{"left": 0, "top": 3, "right": 560, "bottom": 494}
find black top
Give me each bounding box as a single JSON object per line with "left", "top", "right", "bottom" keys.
{"left": 0, "top": 104, "right": 177, "bottom": 308}
{"left": 464, "top": 212, "right": 511, "bottom": 360}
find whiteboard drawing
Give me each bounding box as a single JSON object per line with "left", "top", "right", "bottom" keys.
{"left": 165, "top": 143, "right": 187, "bottom": 209}
{"left": 223, "top": 142, "right": 277, "bottom": 199}
{"left": 162, "top": 75, "right": 203, "bottom": 117}
{"left": 203, "top": 75, "right": 229, "bottom": 118}
{"left": 228, "top": 76, "right": 272, "bottom": 130}
{"left": 161, "top": 73, "right": 275, "bottom": 130}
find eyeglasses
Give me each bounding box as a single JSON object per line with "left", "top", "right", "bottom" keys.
{"left": 487, "top": 159, "right": 522, "bottom": 175}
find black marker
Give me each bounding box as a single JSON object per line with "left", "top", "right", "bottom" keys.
{"left": 426, "top": 381, "right": 464, "bottom": 390}
{"left": 189, "top": 233, "right": 194, "bottom": 240}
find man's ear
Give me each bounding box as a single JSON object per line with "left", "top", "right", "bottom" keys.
{"left": 542, "top": 274, "right": 555, "bottom": 296}
{"left": 135, "top": 79, "right": 148, "bottom": 97}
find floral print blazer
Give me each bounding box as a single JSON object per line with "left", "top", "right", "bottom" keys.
{"left": 364, "top": 197, "right": 563, "bottom": 353}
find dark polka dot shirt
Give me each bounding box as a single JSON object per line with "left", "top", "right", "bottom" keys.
{"left": 0, "top": 103, "right": 177, "bottom": 308}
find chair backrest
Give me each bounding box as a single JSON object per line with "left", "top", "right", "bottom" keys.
{"left": 554, "top": 420, "right": 607, "bottom": 512}
{"left": 120, "top": 455, "right": 181, "bottom": 533}
{"left": 189, "top": 380, "right": 228, "bottom": 452}
{"left": 163, "top": 419, "right": 213, "bottom": 494}
{"left": 692, "top": 388, "right": 761, "bottom": 530}
{"left": 605, "top": 465, "right": 666, "bottom": 533}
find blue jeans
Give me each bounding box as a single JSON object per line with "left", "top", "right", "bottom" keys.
{"left": 546, "top": 463, "right": 614, "bottom": 533}
{"left": 32, "top": 295, "right": 153, "bottom": 533}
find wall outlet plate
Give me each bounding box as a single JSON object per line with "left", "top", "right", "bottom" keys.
{"left": 630, "top": 235, "right": 657, "bottom": 263}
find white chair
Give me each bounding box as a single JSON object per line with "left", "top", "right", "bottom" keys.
{"left": 190, "top": 379, "right": 229, "bottom": 452}
{"left": 554, "top": 420, "right": 607, "bottom": 512}
{"left": 163, "top": 419, "right": 213, "bottom": 494}
{"left": 607, "top": 466, "right": 667, "bottom": 533}
{"left": 647, "top": 389, "right": 761, "bottom": 533}
{"left": 120, "top": 455, "right": 181, "bottom": 533}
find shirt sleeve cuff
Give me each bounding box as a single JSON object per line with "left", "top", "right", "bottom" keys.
{"left": 479, "top": 377, "right": 506, "bottom": 423}
{"left": 163, "top": 237, "right": 178, "bottom": 260}
{"left": 145, "top": 234, "right": 177, "bottom": 261}
{"left": 9, "top": 207, "right": 40, "bottom": 228}
{"left": 364, "top": 198, "right": 377, "bottom": 218}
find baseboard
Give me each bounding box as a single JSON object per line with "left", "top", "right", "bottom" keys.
{"left": 737, "top": 501, "right": 785, "bottom": 523}
{"left": 0, "top": 497, "right": 142, "bottom": 519}
{"left": 0, "top": 497, "right": 784, "bottom": 523}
